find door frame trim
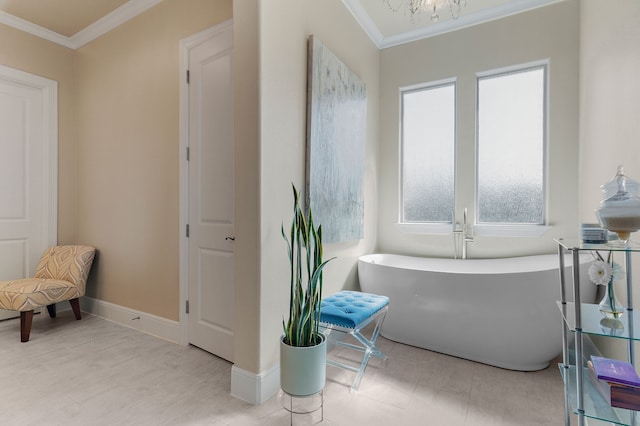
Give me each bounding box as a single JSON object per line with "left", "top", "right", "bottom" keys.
{"left": 178, "top": 20, "right": 233, "bottom": 346}
{"left": 0, "top": 64, "right": 58, "bottom": 248}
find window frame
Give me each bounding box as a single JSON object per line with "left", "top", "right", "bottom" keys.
{"left": 398, "top": 78, "right": 457, "bottom": 234}
{"left": 474, "top": 61, "right": 551, "bottom": 237}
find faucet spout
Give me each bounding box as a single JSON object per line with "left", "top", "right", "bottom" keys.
{"left": 463, "top": 207, "right": 467, "bottom": 229}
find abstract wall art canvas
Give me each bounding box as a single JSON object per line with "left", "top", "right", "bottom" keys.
{"left": 306, "top": 35, "right": 367, "bottom": 244}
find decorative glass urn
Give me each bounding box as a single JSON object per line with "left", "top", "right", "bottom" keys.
{"left": 596, "top": 165, "right": 640, "bottom": 245}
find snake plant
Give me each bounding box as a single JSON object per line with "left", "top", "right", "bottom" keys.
{"left": 281, "top": 184, "right": 334, "bottom": 347}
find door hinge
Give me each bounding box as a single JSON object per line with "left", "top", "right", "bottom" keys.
{"left": 186, "top": 146, "right": 190, "bottom": 161}
{"left": 186, "top": 300, "right": 190, "bottom": 314}
{"left": 186, "top": 224, "right": 190, "bottom": 238}
{"left": 186, "top": 69, "right": 190, "bottom": 84}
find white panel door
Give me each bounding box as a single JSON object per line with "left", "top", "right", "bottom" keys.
{"left": 0, "top": 66, "right": 57, "bottom": 320}
{"left": 187, "top": 24, "right": 235, "bottom": 362}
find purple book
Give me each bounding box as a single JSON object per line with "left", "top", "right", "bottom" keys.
{"left": 591, "top": 356, "right": 640, "bottom": 387}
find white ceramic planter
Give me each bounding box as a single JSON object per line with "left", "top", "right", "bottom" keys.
{"left": 280, "top": 334, "right": 327, "bottom": 396}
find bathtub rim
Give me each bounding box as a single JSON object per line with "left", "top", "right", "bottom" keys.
{"left": 358, "top": 252, "right": 593, "bottom": 275}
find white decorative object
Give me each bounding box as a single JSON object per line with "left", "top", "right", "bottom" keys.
{"left": 588, "top": 252, "right": 625, "bottom": 318}
{"left": 596, "top": 165, "right": 640, "bottom": 246}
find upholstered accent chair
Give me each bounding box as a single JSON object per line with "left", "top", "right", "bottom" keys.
{"left": 0, "top": 245, "right": 96, "bottom": 342}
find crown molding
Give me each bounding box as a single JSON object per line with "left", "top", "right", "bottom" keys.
{"left": 341, "top": 0, "right": 384, "bottom": 49}
{"left": 71, "top": 0, "right": 163, "bottom": 49}
{"left": 0, "top": 10, "right": 74, "bottom": 48}
{"left": 344, "top": 0, "right": 565, "bottom": 50}
{"left": 0, "top": 0, "right": 163, "bottom": 50}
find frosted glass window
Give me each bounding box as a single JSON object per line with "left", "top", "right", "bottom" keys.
{"left": 401, "top": 82, "right": 455, "bottom": 223}
{"left": 477, "top": 66, "right": 546, "bottom": 224}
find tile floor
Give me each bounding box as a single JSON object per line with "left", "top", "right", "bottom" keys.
{"left": 0, "top": 310, "right": 569, "bottom": 425}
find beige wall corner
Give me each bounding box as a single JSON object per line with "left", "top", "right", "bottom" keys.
{"left": 255, "top": 0, "right": 380, "bottom": 391}
{"left": 232, "top": 0, "right": 262, "bottom": 381}
{"left": 74, "top": 0, "right": 232, "bottom": 321}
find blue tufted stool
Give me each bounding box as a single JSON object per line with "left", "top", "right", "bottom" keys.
{"left": 320, "top": 290, "right": 389, "bottom": 391}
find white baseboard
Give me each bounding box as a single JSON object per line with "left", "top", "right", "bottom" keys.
{"left": 79, "top": 296, "right": 182, "bottom": 344}
{"left": 230, "top": 364, "right": 280, "bottom": 405}
{"left": 79, "top": 297, "right": 280, "bottom": 405}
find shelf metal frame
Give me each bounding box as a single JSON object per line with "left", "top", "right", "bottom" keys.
{"left": 557, "top": 239, "right": 637, "bottom": 426}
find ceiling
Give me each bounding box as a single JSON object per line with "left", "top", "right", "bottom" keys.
{"left": 0, "top": 0, "right": 564, "bottom": 50}
{"left": 0, "top": 0, "right": 129, "bottom": 37}
{"left": 344, "top": 0, "right": 564, "bottom": 48}
{"left": 0, "top": 0, "right": 161, "bottom": 49}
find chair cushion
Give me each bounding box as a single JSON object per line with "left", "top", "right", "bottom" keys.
{"left": 320, "top": 290, "right": 389, "bottom": 329}
{"left": 0, "top": 278, "right": 81, "bottom": 312}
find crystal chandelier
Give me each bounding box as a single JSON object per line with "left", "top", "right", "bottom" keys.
{"left": 384, "top": 0, "right": 467, "bottom": 22}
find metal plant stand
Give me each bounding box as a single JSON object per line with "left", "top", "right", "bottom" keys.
{"left": 280, "top": 389, "right": 323, "bottom": 425}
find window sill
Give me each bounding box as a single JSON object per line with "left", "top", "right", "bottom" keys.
{"left": 397, "top": 222, "right": 453, "bottom": 235}
{"left": 397, "top": 223, "right": 551, "bottom": 238}
{"left": 473, "top": 224, "right": 551, "bottom": 238}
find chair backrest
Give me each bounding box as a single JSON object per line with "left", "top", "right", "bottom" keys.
{"left": 34, "top": 246, "right": 96, "bottom": 292}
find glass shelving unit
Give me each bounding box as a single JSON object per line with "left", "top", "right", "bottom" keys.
{"left": 556, "top": 238, "right": 639, "bottom": 426}
{"left": 559, "top": 364, "right": 633, "bottom": 425}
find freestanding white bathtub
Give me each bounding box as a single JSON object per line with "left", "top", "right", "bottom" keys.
{"left": 358, "top": 253, "right": 596, "bottom": 371}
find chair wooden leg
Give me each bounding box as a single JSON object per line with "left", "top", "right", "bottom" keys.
{"left": 69, "top": 298, "right": 82, "bottom": 320}
{"left": 20, "top": 310, "right": 34, "bottom": 342}
{"left": 46, "top": 303, "right": 56, "bottom": 318}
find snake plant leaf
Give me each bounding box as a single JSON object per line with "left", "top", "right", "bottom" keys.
{"left": 281, "top": 183, "right": 334, "bottom": 347}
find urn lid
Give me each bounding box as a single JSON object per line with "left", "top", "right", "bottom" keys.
{"left": 601, "top": 165, "right": 640, "bottom": 199}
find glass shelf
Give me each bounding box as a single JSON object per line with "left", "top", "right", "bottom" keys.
{"left": 557, "top": 238, "right": 639, "bottom": 425}
{"left": 556, "top": 238, "right": 640, "bottom": 253}
{"left": 558, "top": 302, "right": 640, "bottom": 340}
{"left": 559, "top": 364, "right": 636, "bottom": 425}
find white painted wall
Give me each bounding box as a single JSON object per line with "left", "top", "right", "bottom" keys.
{"left": 234, "top": 0, "right": 640, "bottom": 402}
{"left": 378, "top": 0, "right": 580, "bottom": 258}
{"left": 259, "top": 0, "right": 379, "bottom": 372}
{"left": 232, "top": 0, "right": 379, "bottom": 398}
{"left": 579, "top": 0, "right": 640, "bottom": 360}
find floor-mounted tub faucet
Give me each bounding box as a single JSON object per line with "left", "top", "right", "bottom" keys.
{"left": 453, "top": 208, "right": 474, "bottom": 259}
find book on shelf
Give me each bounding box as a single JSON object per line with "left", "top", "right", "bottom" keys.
{"left": 588, "top": 357, "right": 640, "bottom": 411}
{"left": 591, "top": 356, "right": 640, "bottom": 387}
